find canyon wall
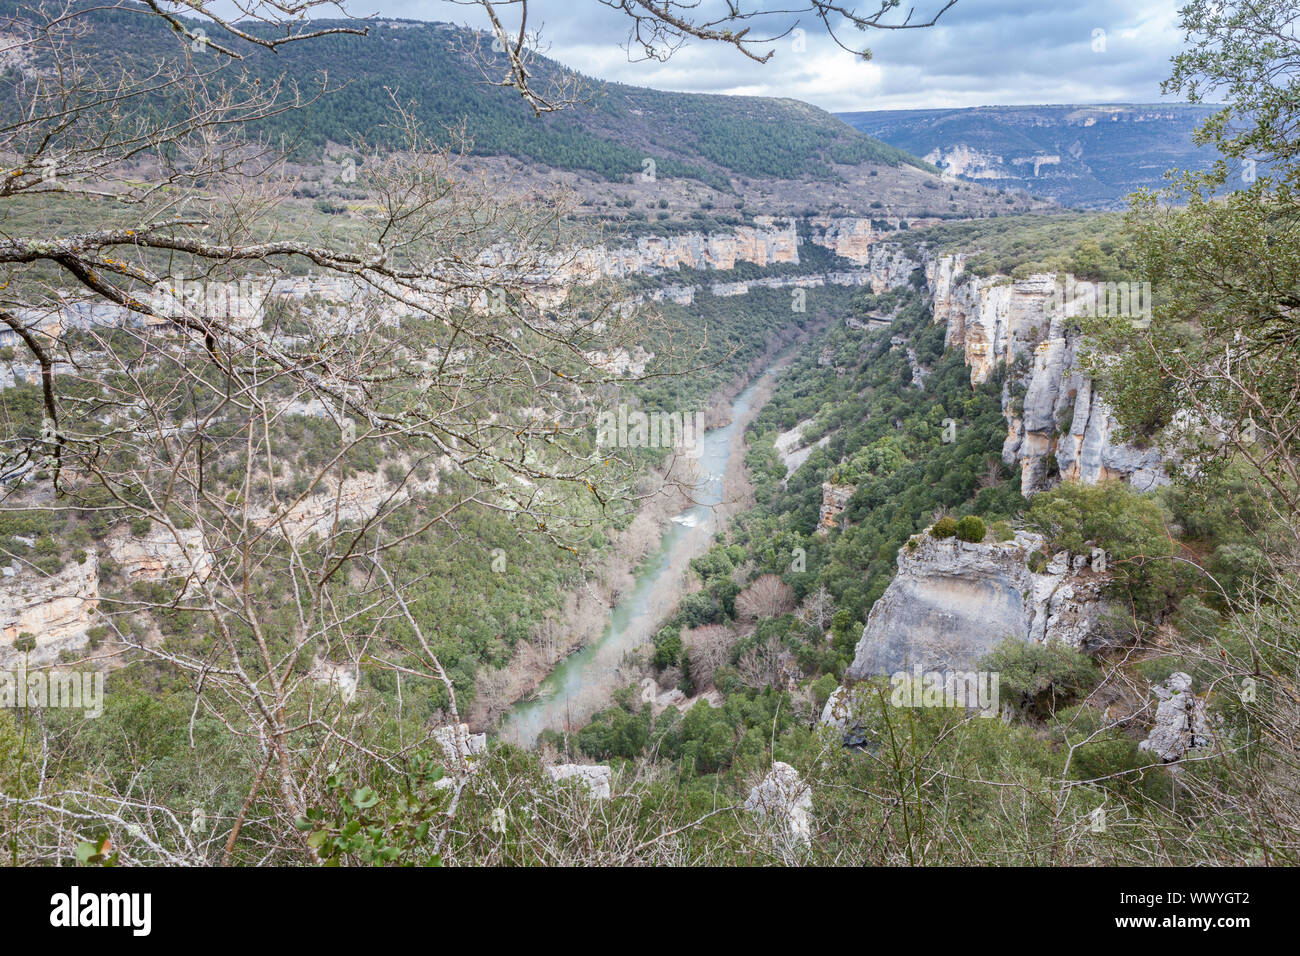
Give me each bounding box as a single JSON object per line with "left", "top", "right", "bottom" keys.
{"left": 0, "top": 216, "right": 932, "bottom": 349}
{"left": 821, "top": 529, "right": 1111, "bottom": 734}
{"left": 923, "top": 254, "right": 1170, "bottom": 494}
{"left": 846, "top": 245, "right": 1171, "bottom": 496}
{"left": 572, "top": 216, "right": 800, "bottom": 278}
{"left": 0, "top": 552, "right": 99, "bottom": 667}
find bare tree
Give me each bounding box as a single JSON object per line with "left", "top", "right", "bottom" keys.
{"left": 682, "top": 622, "right": 732, "bottom": 690}
{"left": 796, "top": 584, "right": 835, "bottom": 634}
{"left": 457, "top": 0, "right": 959, "bottom": 115}
{"left": 735, "top": 573, "right": 795, "bottom": 622}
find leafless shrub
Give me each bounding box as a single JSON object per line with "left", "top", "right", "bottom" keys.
{"left": 682, "top": 623, "right": 733, "bottom": 690}
{"left": 735, "top": 573, "right": 795, "bottom": 622}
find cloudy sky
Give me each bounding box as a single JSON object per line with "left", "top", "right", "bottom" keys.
{"left": 358, "top": 0, "right": 1188, "bottom": 112}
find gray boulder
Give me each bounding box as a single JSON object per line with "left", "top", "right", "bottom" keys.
{"left": 744, "top": 761, "right": 812, "bottom": 843}
{"left": 1139, "top": 672, "right": 1211, "bottom": 762}
{"left": 546, "top": 763, "right": 612, "bottom": 800}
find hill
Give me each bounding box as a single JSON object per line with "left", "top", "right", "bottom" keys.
{"left": 4, "top": 4, "right": 913, "bottom": 187}
{"left": 0, "top": 3, "right": 1053, "bottom": 219}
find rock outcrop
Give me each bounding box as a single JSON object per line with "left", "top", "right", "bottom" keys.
{"left": 866, "top": 243, "right": 924, "bottom": 293}
{"left": 820, "top": 685, "right": 874, "bottom": 748}
{"left": 256, "top": 465, "right": 444, "bottom": 542}
{"left": 744, "top": 761, "right": 812, "bottom": 843}
{"left": 0, "top": 552, "right": 99, "bottom": 666}
{"left": 107, "top": 527, "right": 212, "bottom": 582}
{"left": 843, "top": 530, "right": 1108, "bottom": 679}
{"left": 924, "top": 255, "right": 1171, "bottom": 494}
{"left": 546, "top": 763, "right": 612, "bottom": 800}
{"left": 433, "top": 723, "right": 488, "bottom": 770}
{"left": 572, "top": 217, "right": 800, "bottom": 278}
{"left": 1139, "top": 672, "right": 1211, "bottom": 762}
{"left": 818, "top": 483, "right": 855, "bottom": 533}
{"left": 808, "top": 217, "right": 876, "bottom": 264}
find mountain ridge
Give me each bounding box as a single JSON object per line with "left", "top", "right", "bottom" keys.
{"left": 838, "top": 103, "right": 1223, "bottom": 209}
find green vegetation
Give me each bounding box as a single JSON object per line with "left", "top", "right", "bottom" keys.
{"left": 955, "top": 514, "right": 986, "bottom": 542}
{"left": 931, "top": 516, "right": 958, "bottom": 538}
{"left": 982, "top": 638, "right": 1100, "bottom": 718}
{"left": 12, "top": 4, "right": 927, "bottom": 189}
{"left": 902, "top": 212, "right": 1133, "bottom": 279}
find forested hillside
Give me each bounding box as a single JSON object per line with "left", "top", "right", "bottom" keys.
{"left": 1, "top": 2, "right": 927, "bottom": 189}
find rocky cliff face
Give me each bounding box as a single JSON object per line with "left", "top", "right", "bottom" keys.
{"left": 6, "top": 216, "right": 931, "bottom": 357}
{"left": 107, "top": 527, "right": 213, "bottom": 582}
{"left": 845, "top": 244, "right": 1172, "bottom": 495}
{"left": 921, "top": 254, "right": 1170, "bottom": 495}
{"left": 866, "top": 243, "right": 924, "bottom": 293}
{"left": 818, "top": 482, "right": 855, "bottom": 533}
{"left": 808, "top": 217, "right": 876, "bottom": 264}
{"left": 0, "top": 462, "right": 445, "bottom": 669}
{"left": 842, "top": 529, "right": 1108, "bottom": 680}
{"left": 569, "top": 216, "right": 799, "bottom": 280}
{"left": 546, "top": 763, "right": 612, "bottom": 800}
{"left": 0, "top": 552, "right": 99, "bottom": 666}
{"left": 254, "top": 464, "right": 445, "bottom": 543}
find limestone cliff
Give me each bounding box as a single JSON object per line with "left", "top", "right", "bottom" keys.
{"left": 570, "top": 216, "right": 800, "bottom": 280}
{"left": 922, "top": 254, "right": 1170, "bottom": 495}
{"left": 107, "top": 527, "right": 213, "bottom": 582}
{"left": 842, "top": 529, "right": 1108, "bottom": 680}
{"left": 834, "top": 244, "right": 1173, "bottom": 495}
{"left": 254, "top": 464, "right": 445, "bottom": 542}
{"left": 808, "top": 217, "right": 876, "bottom": 264}
{"left": 0, "top": 552, "right": 99, "bottom": 666}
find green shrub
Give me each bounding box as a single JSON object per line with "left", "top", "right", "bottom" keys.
{"left": 955, "top": 515, "right": 987, "bottom": 542}
{"left": 931, "top": 516, "right": 958, "bottom": 538}
{"left": 577, "top": 703, "right": 650, "bottom": 761}
{"left": 1026, "top": 480, "right": 1177, "bottom": 617}
{"left": 652, "top": 626, "right": 683, "bottom": 669}
{"left": 980, "top": 637, "right": 1101, "bottom": 718}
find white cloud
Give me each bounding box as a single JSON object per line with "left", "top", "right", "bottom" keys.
{"left": 361, "top": 0, "right": 1188, "bottom": 112}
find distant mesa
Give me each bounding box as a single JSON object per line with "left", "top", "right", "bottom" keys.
{"left": 837, "top": 104, "right": 1223, "bottom": 209}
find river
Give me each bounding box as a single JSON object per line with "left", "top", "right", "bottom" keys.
{"left": 498, "top": 365, "right": 783, "bottom": 747}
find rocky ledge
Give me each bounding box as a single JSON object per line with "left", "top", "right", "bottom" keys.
{"left": 843, "top": 529, "right": 1109, "bottom": 680}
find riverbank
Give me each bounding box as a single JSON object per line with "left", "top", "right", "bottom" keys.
{"left": 492, "top": 335, "right": 806, "bottom": 747}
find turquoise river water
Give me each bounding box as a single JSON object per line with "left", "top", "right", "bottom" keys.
{"left": 499, "top": 366, "right": 780, "bottom": 747}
